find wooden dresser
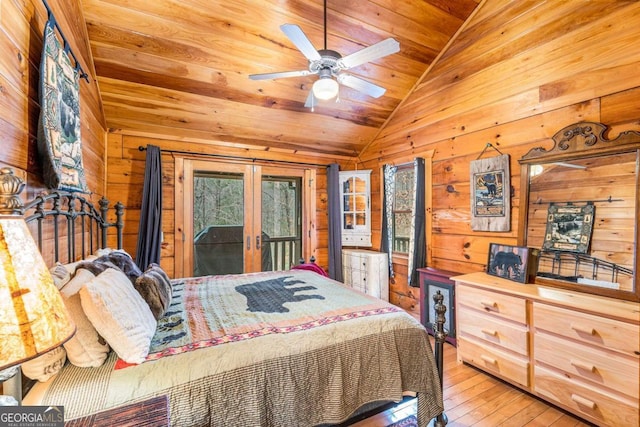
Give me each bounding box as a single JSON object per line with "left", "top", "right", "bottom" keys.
{"left": 454, "top": 272, "right": 639, "bottom": 427}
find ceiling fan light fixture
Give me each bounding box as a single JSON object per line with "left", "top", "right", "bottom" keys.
{"left": 312, "top": 75, "right": 339, "bottom": 100}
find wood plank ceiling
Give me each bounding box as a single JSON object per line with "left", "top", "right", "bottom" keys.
{"left": 80, "top": 0, "right": 479, "bottom": 159}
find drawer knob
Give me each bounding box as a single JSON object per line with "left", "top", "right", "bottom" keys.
{"left": 480, "top": 355, "right": 497, "bottom": 365}
{"left": 570, "top": 324, "right": 596, "bottom": 335}
{"left": 480, "top": 301, "right": 497, "bottom": 311}
{"left": 570, "top": 394, "right": 597, "bottom": 410}
{"left": 481, "top": 329, "right": 498, "bottom": 336}
{"left": 570, "top": 359, "right": 596, "bottom": 373}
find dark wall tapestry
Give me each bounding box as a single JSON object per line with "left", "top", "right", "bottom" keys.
{"left": 37, "top": 18, "right": 89, "bottom": 193}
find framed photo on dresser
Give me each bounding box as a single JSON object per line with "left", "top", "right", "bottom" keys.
{"left": 487, "top": 243, "right": 539, "bottom": 284}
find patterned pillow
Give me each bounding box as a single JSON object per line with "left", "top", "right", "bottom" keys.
{"left": 21, "top": 347, "right": 67, "bottom": 382}
{"left": 135, "top": 264, "right": 173, "bottom": 320}
{"left": 50, "top": 263, "right": 71, "bottom": 289}
{"left": 76, "top": 251, "right": 142, "bottom": 286}
{"left": 80, "top": 268, "right": 157, "bottom": 364}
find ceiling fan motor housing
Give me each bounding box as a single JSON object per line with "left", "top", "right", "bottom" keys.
{"left": 310, "top": 49, "right": 342, "bottom": 75}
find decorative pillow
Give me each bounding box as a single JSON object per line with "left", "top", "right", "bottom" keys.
{"left": 77, "top": 251, "right": 142, "bottom": 286}
{"left": 21, "top": 347, "right": 67, "bottom": 382}
{"left": 75, "top": 258, "right": 119, "bottom": 276}
{"left": 134, "top": 264, "right": 172, "bottom": 320}
{"left": 59, "top": 269, "right": 110, "bottom": 367}
{"left": 93, "top": 247, "right": 113, "bottom": 257}
{"left": 80, "top": 268, "right": 157, "bottom": 364}
{"left": 52, "top": 255, "right": 99, "bottom": 278}
{"left": 50, "top": 263, "right": 71, "bottom": 289}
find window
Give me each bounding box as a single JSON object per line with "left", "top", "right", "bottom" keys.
{"left": 392, "top": 165, "right": 415, "bottom": 254}
{"left": 382, "top": 158, "right": 426, "bottom": 286}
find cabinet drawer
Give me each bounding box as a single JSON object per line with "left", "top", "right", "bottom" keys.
{"left": 533, "top": 303, "right": 640, "bottom": 357}
{"left": 535, "top": 331, "right": 639, "bottom": 399}
{"left": 343, "top": 234, "right": 371, "bottom": 246}
{"left": 458, "top": 308, "right": 528, "bottom": 355}
{"left": 457, "top": 285, "right": 526, "bottom": 324}
{"left": 535, "top": 365, "right": 639, "bottom": 427}
{"left": 458, "top": 337, "right": 529, "bottom": 387}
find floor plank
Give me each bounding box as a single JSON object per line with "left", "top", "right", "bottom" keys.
{"left": 350, "top": 337, "right": 594, "bottom": 427}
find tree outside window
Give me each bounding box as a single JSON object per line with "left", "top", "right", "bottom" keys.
{"left": 392, "top": 165, "right": 415, "bottom": 254}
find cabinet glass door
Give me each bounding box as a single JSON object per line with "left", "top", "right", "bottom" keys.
{"left": 340, "top": 170, "right": 372, "bottom": 247}
{"left": 343, "top": 176, "right": 367, "bottom": 231}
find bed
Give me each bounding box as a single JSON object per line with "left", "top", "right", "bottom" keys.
{"left": 18, "top": 189, "right": 446, "bottom": 426}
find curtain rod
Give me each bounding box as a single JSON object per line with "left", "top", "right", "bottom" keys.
{"left": 138, "top": 146, "right": 330, "bottom": 168}
{"left": 42, "top": 0, "right": 90, "bottom": 82}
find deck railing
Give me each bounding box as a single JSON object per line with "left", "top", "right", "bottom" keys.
{"left": 266, "top": 236, "right": 301, "bottom": 271}
{"left": 394, "top": 236, "right": 410, "bottom": 253}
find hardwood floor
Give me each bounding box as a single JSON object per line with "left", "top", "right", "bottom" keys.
{"left": 350, "top": 338, "right": 594, "bottom": 427}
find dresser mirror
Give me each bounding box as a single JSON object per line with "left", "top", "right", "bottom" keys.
{"left": 518, "top": 121, "right": 640, "bottom": 301}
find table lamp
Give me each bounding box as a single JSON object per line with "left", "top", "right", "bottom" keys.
{"left": 0, "top": 167, "right": 75, "bottom": 403}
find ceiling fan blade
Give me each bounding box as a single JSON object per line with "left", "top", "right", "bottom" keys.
{"left": 304, "top": 90, "right": 317, "bottom": 109}
{"left": 249, "top": 70, "right": 312, "bottom": 80}
{"left": 280, "top": 24, "right": 322, "bottom": 62}
{"left": 338, "top": 38, "right": 400, "bottom": 70}
{"left": 338, "top": 74, "right": 386, "bottom": 98}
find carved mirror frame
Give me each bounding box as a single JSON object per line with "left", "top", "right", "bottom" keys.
{"left": 518, "top": 121, "right": 640, "bottom": 302}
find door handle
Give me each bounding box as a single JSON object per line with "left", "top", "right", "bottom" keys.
{"left": 256, "top": 235, "right": 261, "bottom": 250}
{"left": 246, "top": 236, "right": 251, "bottom": 250}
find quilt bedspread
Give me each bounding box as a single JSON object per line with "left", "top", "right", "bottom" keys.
{"left": 25, "top": 270, "right": 444, "bottom": 426}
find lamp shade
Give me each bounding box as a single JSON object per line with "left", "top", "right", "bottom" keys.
{"left": 0, "top": 169, "right": 75, "bottom": 372}
{"left": 312, "top": 77, "right": 339, "bottom": 100}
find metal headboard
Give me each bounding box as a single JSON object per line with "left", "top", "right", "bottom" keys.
{"left": 23, "top": 191, "right": 124, "bottom": 264}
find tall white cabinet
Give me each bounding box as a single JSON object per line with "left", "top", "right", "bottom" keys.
{"left": 339, "top": 170, "right": 371, "bottom": 247}
{"left": 342, "top": 249, "right": 389, "bottom": 301}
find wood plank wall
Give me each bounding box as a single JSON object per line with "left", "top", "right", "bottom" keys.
{"left": 0, "top": 0, "right": 107, "bottom": 265}
{"left": 356, "top": 0, "right": 640, "bottom": 314}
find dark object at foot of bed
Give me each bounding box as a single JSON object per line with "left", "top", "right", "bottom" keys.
{"left": 65, "top": 395, "right": 169, "bottom": 427}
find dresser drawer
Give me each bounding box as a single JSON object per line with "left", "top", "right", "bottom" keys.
{"left": 535, "top": 365, "right": 639, "bottom": 427}
{"left": 458, "top": 336, "right": 529, "bottom": 387}
{"left": 458, "top": 307, "right": 528, "bottom": 355}
{"left": 535, "top": 331, "right": 639, "bottom": 399}
{"left": 533, "top": 303, "right": 640, "bottom": 357}
{"left": 457, "top": 285, "right": 526, "bottom": 324}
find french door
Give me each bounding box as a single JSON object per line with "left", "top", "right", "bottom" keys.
{"left": 175, "top": 158, "right": 315, "bottom": 277}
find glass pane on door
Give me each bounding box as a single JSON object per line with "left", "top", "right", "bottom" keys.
{"left": 192, "top": 171, "right": 245, "bottom": 276}
{"left": 262, "top": 176, "right": 301, "bottom": 271}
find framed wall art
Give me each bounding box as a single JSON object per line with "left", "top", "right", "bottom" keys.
{"left": 542, "top": 202, "right": 595, "bottom": 253}
{"left": 470, "top": 152, "right": 510, "bottom": 231}
{"left": 487, "top": 243, "right": 539, "bottom": 284}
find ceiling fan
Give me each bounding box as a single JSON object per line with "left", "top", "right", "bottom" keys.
{"left": 249, "top": 0, "right": 400, "bottom": 109}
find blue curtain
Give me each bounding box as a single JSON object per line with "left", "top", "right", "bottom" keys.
{"left": 135, "top": 145, "right": 163, "bottom": 270}
{"left": 327, "top": 164, "right": 343, "bottom": 281}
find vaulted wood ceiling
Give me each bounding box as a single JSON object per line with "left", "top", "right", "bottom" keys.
{"left": 80, "top": 0, "right": 479, "bottom": 159}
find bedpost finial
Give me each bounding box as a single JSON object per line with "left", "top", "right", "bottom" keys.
{"left": 0, "top": 167, "right": 25, "bottom": 215}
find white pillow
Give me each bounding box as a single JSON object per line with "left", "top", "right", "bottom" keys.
{"left": 60, "top": 269, "right": 110, "bottom": 367}
{"left": 21, "top": 347, "right": 66, "bottom": 382}
{"left": 80, "top": 268, "right": 157, "bottom": 364}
